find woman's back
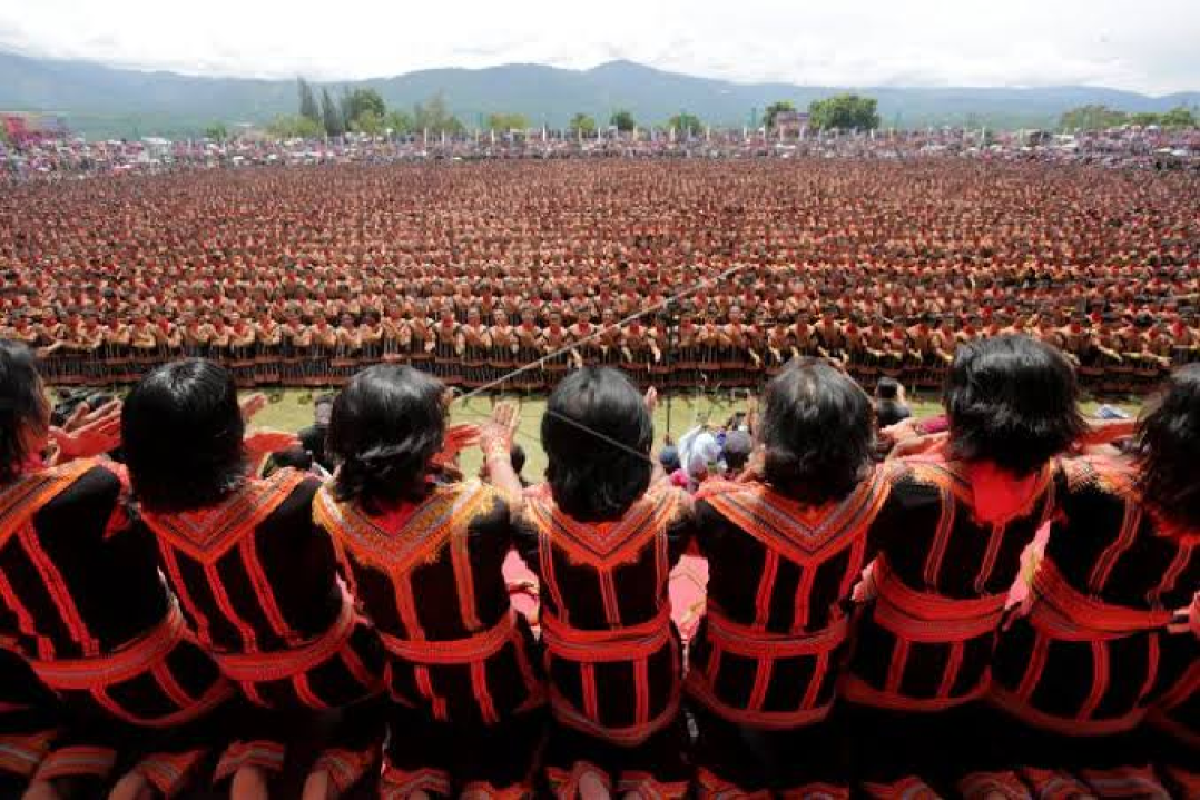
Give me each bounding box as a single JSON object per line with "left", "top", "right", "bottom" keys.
{"left": 993, "top": 454, "right": 1198, "bottom": 732}
{"left": 316, "top": 479, "right": 542, "bottom": 725}
{"left": 514, "top": 482, "right": 690, "bottom": 741}
{"left": 517, "top": 483, "right": 687, "bottom": 630}
{"left": 690, "top": 466, "right": 896, "bottom": 730}
{"left": 140, "top": 470, "right": 342, "bottom": 653}
{"left": 873, "top": 457, "right": 1057, "bottom": 599}
{"left": 1042, "top": 455, "right": 1196, "bottom": 610}
{"left": 2, "top": 461, "right": 170, "bottom": 659}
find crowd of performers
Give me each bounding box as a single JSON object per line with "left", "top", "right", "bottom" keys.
{"left": 0, "top": 332, "right": 1195, "bottom": 800}
{"left": 7, "top": 300, "right": 1200, "bottom": 397}
{"left": 2, "top": 158, "right": 1198, "bottom": 396}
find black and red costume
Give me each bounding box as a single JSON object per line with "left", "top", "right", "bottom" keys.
{"left": 314, "top": 479, "right": 545, "bottom": 798}
{"left": 514, "top": 483, "right": 693, "bottom": 798}
{"left": 138, "top": 468, "right": 385, "bottom": 790}
{"left": 992, "top": 455, "right": 1198, "bottom": 798}
{"left": 689, "top": 467, "right": 897, "bottom": 797}
{"left": 1151, "top": 591, "right": 1198, "bottom": 799}
{"left": 0, "top": 647, "right": 60, "bottom": 794}
{"left": 0, "top": 460, "right": 235, "bottom": 795}
{"left": 846, "top": 454, "right": 1058, "bottom": 798}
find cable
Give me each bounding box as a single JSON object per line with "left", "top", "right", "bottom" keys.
{"left": 451, "top": 396, "right": 663, "bottom": 467}
{"left": 451, "top": 262, "right": 756, "bottom": 404}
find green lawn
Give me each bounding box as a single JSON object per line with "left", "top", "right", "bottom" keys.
{"left": 242, "top": 389, "right": 1138, "bottom": 482}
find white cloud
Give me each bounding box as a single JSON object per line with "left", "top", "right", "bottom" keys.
{"left": 0, "top": 0, "right": 1196, "bottom": 93}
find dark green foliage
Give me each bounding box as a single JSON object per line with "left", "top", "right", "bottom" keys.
{"left": 569, "top": 112, "right": 596, "bottom": 135}
{"left": 764, "top": 101, "right": 795, "bottom": 129}
{"left": 321, "top": 88, "right": 343, "bottom": 137}
{"left": 808, "top": 94, "right": 880, "bottom": 130}
{"left": 297, "top": 77, "right": 320, "bottom": 123}
{"left": 610, "top": 109, "right": 635, "bottom": 131}
{"left": 667, "top": 112, "right": 702, "bottom": 136}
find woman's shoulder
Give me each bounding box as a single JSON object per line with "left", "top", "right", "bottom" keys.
{"left": 33, "top": 459, "right": 124, "bottom": 518}
{"left": 1057, "top": 453, "right": 1137, "bottom": 498}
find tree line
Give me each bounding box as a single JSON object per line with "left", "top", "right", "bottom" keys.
{"left": 202, "top": 85, "right": 894, "bottom": 142}
{"left": 260, "top": 80, "right": 468, "bottom": 139}
{"left": 255, "top": 89, "right": 708, "bottom": 141}
{"left": 1058, "top": 104, "right": 1197, "bottom": 131}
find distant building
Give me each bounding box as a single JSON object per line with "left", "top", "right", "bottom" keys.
{"left": 233, "top": 122, "right": 269, "bottom": 141}
{"left": 141, "top": 137, "right": 173, "bottom": 161}
{"left": 774, "top": 110, "right": 809, "bottom": 138}
{"left": 1018, "top": 129, "right": 1053, "bottom": 147}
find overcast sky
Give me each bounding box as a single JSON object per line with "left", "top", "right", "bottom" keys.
{"left": 1, "top": 0, "right": 1197, "bottom": 94}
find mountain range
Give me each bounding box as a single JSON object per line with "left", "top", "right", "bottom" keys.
{"left": 1, "top": 50, "right": 1196, "bottom": 138}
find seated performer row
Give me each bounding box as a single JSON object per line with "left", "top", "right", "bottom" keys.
{"left": 8, "top": 305, "right": 1197, "bottom": 395}
{"left": 0, "top": 336, "right": 1195, "bottom": 799}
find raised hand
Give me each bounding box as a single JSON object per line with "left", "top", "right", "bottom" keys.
{"left": 890, "top": 431, "right": 948, "bottom": 459}
{"left": 479, "top": 402, "right": 522, "bottom": 500}
{"left": 50, "top": 400, "right": 122, "bottom": 461}
{"left": 64, "top": 399, "right": 121, "bottom": 433}
{"left": 480, "top": 402, "right": 518, "bottom": 455}
{"left": 879, "top": 418, "right": 922, "bottom": 448}
{"left": 442, "top": 424, "right": 482, "bottom": 459}
{"left": 244, "top": 430, "right": 300, "bottom": 470}
{"left": 644, "top": 386, "right": 659, "bottom": 414}
{"left": 240, "top": 393, "right": 268, "bottom": 422}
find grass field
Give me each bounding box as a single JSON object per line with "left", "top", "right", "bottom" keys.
{"left": 243, "top": 388, "right": 1135, "bottom": 481}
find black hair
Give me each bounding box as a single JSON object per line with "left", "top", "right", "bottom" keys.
{"left": 264, "top": 447, "right": 313, "bottom": 478}
{"left": 659, "top": 445, "right": 682, "bottom": 474}
{"left": 327, "top": 365, "right": 445, "bottom": 512}
{"left": 722, "top": 431, "right": 753, "bottom": 472}
{"left": 1137, "top": 365, "right": 1200, "bottom": 528}
{"left": 760, "top": 358, "right": 875, "bottom": 503}
{"left": 86, "top": 392, "right": 116, "bottom": 409}
{"left": 875, "top": 377, "right": 900, "bottom": 400}
{"left": 0, "top": 340, "right": 48, "bottom": 484}
{"left": 510, "top": 443, "right": 526, "bottom": 475}
{"left": 122, "top": 359, "right": 248, "bottom": 512}
{"left": 542, "top": 367, "right": 652, "bottom": 521}
{"left": 944, "top": 335, "right": 1084, "bottom": 476}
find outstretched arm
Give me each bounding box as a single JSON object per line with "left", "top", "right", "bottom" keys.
{"left": 479, "top": 402, "right": 524, "bottom": 507}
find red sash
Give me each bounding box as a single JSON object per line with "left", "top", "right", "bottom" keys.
{"left": 846, "top": 558, "right": 1008, "bottom": 712}
{"left": 379, "top": 611, "right": 515, "bottom": 665}
{"left": 687, "top": 610, "right": 849, "bottom": 729}
{"left": 1032, "top": 559, "right": 1174, "bottom": 640}
{"left": 28, "top": 600, "right": 233, "bottom": 727}
{"left": 873, "top": 559, "right": 1008, "bottom": 643}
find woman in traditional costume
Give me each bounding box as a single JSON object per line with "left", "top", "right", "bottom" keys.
{"left": 122, "top": 360, "right": 385, "bottom": 799}
{"left": 847, "top": 335, "right": 1085, "bottom": 798}
{"left": 316, "top": 365, "right": 545, "bottom": 798}
{"left": 690, "top": 359, "right": 897, "bottom": 797}
{"left": 992, "top": 366, "right": 1199, "bottom": 798}
{"left": 513, "top": 368, "right": 693, "bottom": 798}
